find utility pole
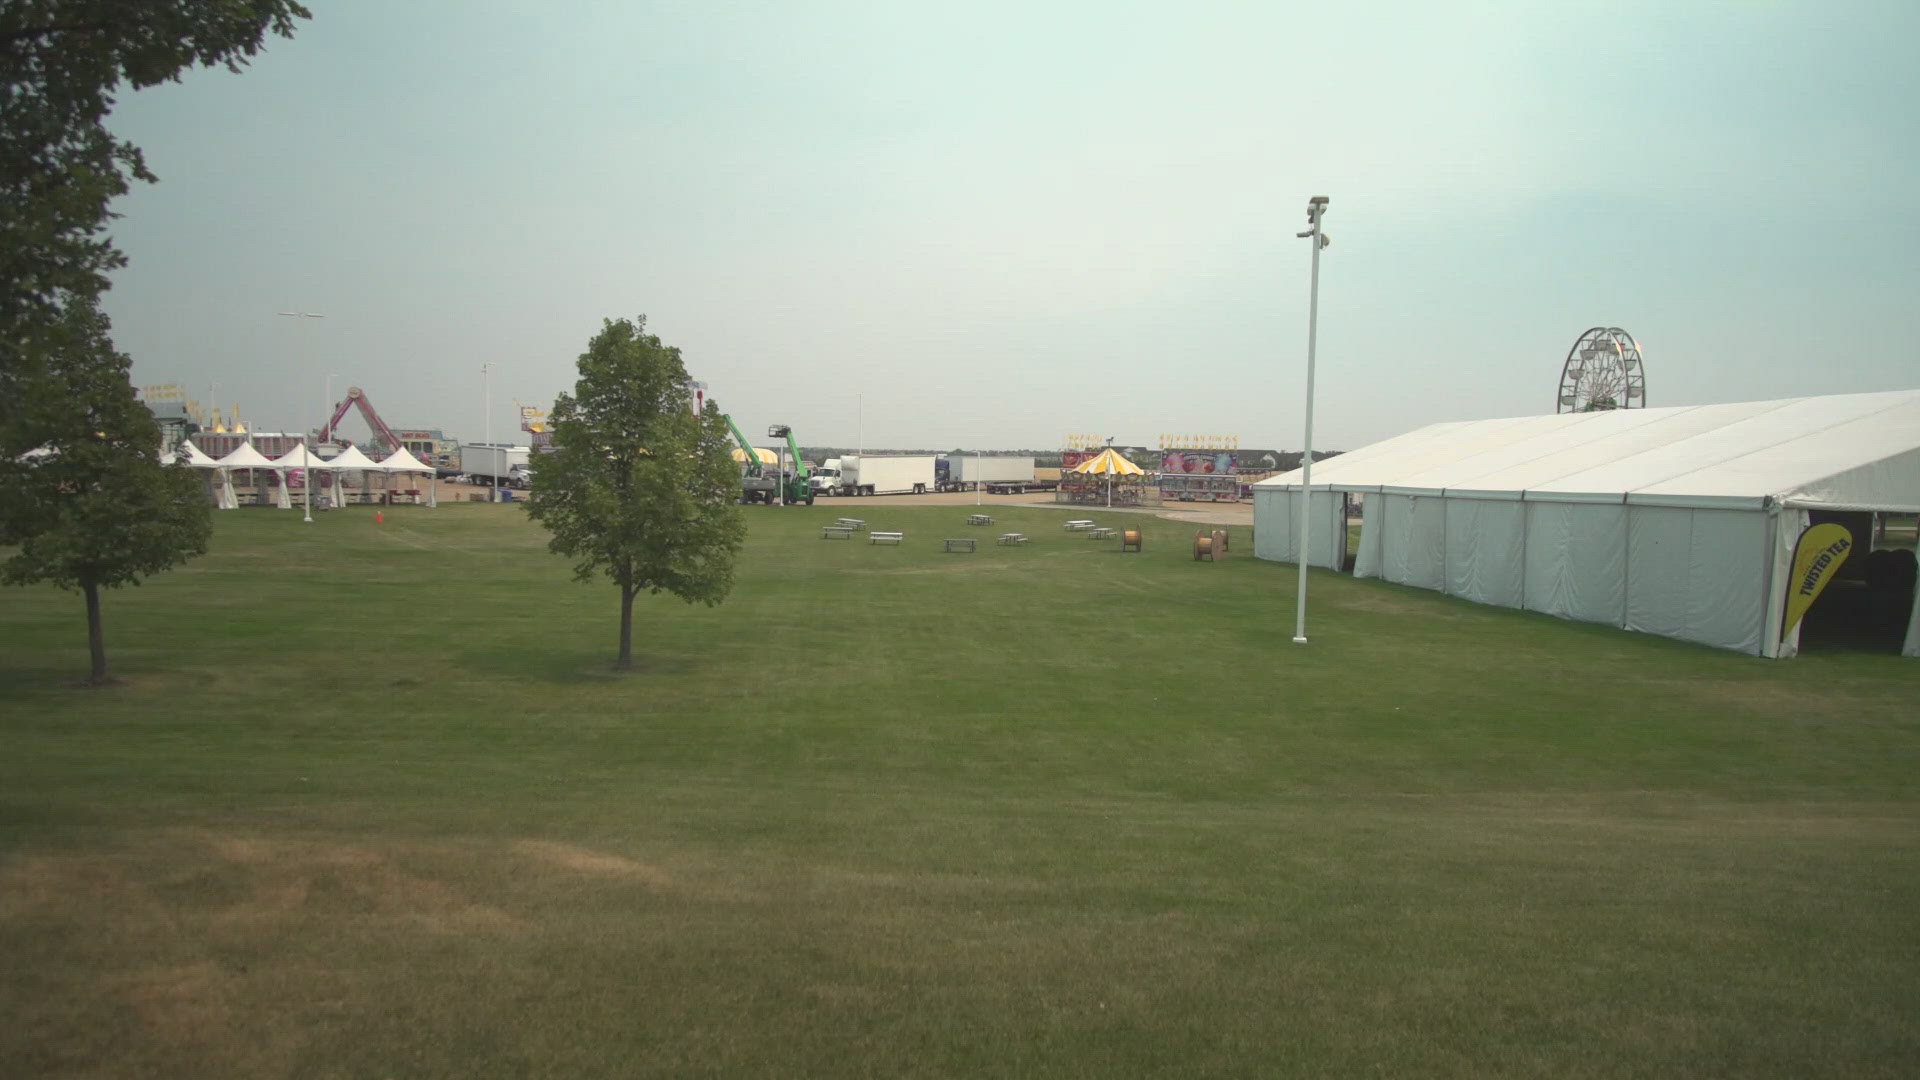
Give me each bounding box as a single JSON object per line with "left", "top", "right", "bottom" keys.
{"left": 1293, "top": 197, "right": 1330, "bottom": 645}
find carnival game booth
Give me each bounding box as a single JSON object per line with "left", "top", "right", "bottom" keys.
{"left": 1058, "top": 448, "right": 1160, "bottom": 508}
{"left": 1254, "top": 390, "right": 1920, "bottom": 658}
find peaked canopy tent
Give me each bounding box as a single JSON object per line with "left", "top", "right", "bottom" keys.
{"left": 175, "top": 441, "right": 228, "bottom": 507}
{"left": 267, "top": 443, "right": 335, "bottom": 512}
{"left": 1253, "top": 390, "right": 1920, "bottom": 657}
{"left": 322, "top": 444, "right": 380, "bottom": 506}
{"left": 377, "top": 446, "right": 439, "bottom": 507}
{"left": 211, "top": 441, "right": 279, "bottom": 510}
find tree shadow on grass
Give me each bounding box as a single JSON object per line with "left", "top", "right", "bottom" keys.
{"left": 0, "top": 664, "right": 141, "bottom": 696}
{"left": 451, "top": 646, "right": 700, "bottom": 685}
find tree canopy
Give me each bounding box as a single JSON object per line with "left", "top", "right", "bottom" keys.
{"left": 0, "top": 297, "right": 213, "bottom": 682}
{"left": 0, "top": 2, "right": 305, "bottom": 682}
{"left": 0, "top": 1, "right": 310, "bottom": 331}
{"left": 527, "top": 317, "right": 747, "bottom": 669}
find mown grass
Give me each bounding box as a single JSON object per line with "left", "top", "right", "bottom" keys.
{"left": 2, "top": 502, "right": 1917, "bottom": 1078}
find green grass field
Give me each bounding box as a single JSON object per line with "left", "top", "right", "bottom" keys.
{"left": 3, "top": 503, "right": 1917, "bottom": 1078}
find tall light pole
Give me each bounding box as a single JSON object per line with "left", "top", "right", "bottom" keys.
{"left": 1293, "top": 197, "right": 1330, "bottom": 645}
{"left": 482, "top": 361, "right": 497, "bottom": 503}
{"left": 279, "top": 312, "right": 325, "bottom": 523}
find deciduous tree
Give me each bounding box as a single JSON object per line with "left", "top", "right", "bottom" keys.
{"left": 527, "top": 318, "right": 746, "bottom": 669}
{"left": 0, "top": 297, "right": 213, "bottom": 684}
{"left": 0, "top": 2, "right": 305, "bottom": 682}
{"left": 0, "top": 1, "right": 310, "bottom": 334}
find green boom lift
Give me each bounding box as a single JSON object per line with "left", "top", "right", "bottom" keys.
{"left": 722, "top": 413, "right": 774, "bottom": 504}
{"left": 768, "top": 424, "right": 813, "bottom": 505}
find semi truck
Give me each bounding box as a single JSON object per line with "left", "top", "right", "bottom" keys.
{"left": 830, "top": 455, "right": 935, "bottom": 496}
{"left": 463, "top": 444, "right": 531, "bottom": 488}
{"left": 938, "top": 455, "right": 1037, "bottom": 493}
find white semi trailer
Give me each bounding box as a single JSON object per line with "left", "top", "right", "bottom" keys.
{"left": 833, "top": 455, "right": 935, "bottom": 496}
{"left": 941, "top": 455, "right": 1037, "bottom": 492}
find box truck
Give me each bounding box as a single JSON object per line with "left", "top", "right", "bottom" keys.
{"left": 833, "top": 455, "right": 935, "bottom": 496}
{"left": 463, "top": 444, "right": 531, "bottom": 488}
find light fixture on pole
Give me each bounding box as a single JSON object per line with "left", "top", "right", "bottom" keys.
{"left": 482, "top": 361, "right": 497, "bottom": 503}
{"left": 1292, "top": 197, "right": 1330, "bottom": 645}
{"left": 278, "top": 311, "right": 326, "bottom": 522}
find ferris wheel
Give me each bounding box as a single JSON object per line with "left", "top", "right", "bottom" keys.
{"left": 1556, "top": 327, "right": 1646, "bottom": 413}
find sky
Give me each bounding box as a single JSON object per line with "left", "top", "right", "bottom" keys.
{"left": 102, "top": 0, "right": 1920, "bottom": 452}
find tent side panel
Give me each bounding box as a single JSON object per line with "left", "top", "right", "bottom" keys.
{"left": 1444, "top": 497, "right": 1525, "bottom": 608}
{"left": 1254, "top": 488, "right": 1295, "bottom": 563}
{"left": 1377, "top": 494, "right": 1431, "bottom": 589}
{"left": 1905, "top": 578, "right": 1920, "bottom": 658}
{"left": 1310, "top": 491, "right": 1343, "bottom": 570}
{"left": 1353, "top": 495, "right": 1384, "bottom": 579}
{"left": 1684, "top": 508, "right": 1769, "bottom": 654}
{"left": 1626, "top": 507, "right": 1692, "bottom": 639}
{"left": 1523, "top": 502, "right": 1626, "bottom": 625}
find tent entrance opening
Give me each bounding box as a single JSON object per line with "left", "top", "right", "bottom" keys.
{"left": 1797, "top": 511, "right": 1916, "bottom": 654}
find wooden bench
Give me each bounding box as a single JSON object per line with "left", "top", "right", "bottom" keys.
{"left": 822, "top": 526, "right": 854, "bottom": 540}
{"left": 869, "top": 531, "right": 904, "bottom": 545}
{"left": 997, "top": 533, "right": 1028, "bottom": 545}
{"left": 967, "top": 513, "right": 994, "bottom": 526}
{"left": 1064, "top": 519, "right": 1094, "bottom": 531}
{"left": 943, "top": 538, "right": 976, "bottom": 553}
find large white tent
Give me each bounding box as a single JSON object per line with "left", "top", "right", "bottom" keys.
{"left": 1254, "top": 390, "right": 1920, "bottom": 658}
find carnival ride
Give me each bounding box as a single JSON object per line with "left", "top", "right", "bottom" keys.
{"left": 1556, "top": 328, "right": 1647, "bottom": 413}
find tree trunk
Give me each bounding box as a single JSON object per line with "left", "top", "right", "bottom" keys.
{"left": 615, "top": 581, "right": 635, "bottom": 670}
{"left": 83, "top": 580, "right": 108, "bottom": 684}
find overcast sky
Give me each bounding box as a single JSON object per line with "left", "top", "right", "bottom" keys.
{"left": 103, "top": 0, "right": 1919, "bottom": 452}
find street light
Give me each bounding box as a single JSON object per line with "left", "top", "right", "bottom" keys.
{"left": 482, "top": 361, "right": 498, "bottom": 503}
{"left": 1293, "top": 197, "right": 1330, "bottom": 645}
{"left": 278, "top": 311, "right": 325, "bottom": 522}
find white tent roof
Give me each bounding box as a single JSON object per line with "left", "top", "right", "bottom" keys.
{"left": 214, "top": 442, "right": 278, "bottom": 469}
{"left": 178, "top": 442, "right": 220, "bottom": 467}
{"left": 324, "top": 445, "right": 380, "bottom": 470}
{"left": 376, "top": 447, "right": 436, "bottom": 473}
{"left": 267, "top": 444, "right": 329, "bottom": 469}
{"left": 1255, "top": 389, "right": 1920, "bottom": 511}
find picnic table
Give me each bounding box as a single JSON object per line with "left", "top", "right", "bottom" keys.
{"left": 834, "top": 518, "right": 867, "bottom": 531}
{"left": 1088, "top": 527, "right": 1115, "bottom": 539}
{"left": 967, "top": 513, "right": 994, "bottom": 526}
{"left": 1064, "top": 520, "right": 1095, "bottom": 531}
{"left": 997, "top": 533, "right": 1028, "bottom": 546}
{"left": 943, "top": 538, "right": 977, "bottom": 553}
{"left": 822, "top": 525, "right": 854, "bottom": 540}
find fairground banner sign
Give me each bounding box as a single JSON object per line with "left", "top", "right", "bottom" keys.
{"left": 1782, "top": 522, "right": 1854, "bottom": 639}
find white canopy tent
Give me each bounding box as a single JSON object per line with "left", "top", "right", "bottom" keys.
{"left": 376, "top": 446, "right": 438, "bottom": 507}
{"left": 268, "top": 443, "right": 332, "bottom": 513}
{"left": 176, "top": 441, "right": 228, "bottom": 508}
{"left": 212, "top": 442, "right": 278, "bottom": 510}
{"left": 322, "top": 444, "right": 379, "bottom": 506}
{"left": 1254, "top": 390, "right": 1920, "bottom": 657}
